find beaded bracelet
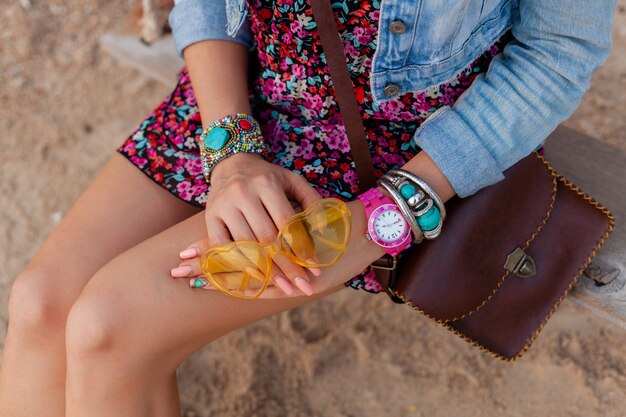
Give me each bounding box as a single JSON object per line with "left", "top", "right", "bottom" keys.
{"left": 198, "top": 113, "right": 269, "bottom": 184}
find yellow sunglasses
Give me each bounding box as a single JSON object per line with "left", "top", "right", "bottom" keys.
{"left": 195, "top": 198, "right": 351, "bottom": 299}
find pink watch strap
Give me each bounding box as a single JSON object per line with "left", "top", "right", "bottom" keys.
{"left": 358, "top": 187, "right": 388, "bottom": 211}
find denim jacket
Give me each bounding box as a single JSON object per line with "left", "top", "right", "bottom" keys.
{"left": 169, "top": 0, "right": 616, "bottom": 197}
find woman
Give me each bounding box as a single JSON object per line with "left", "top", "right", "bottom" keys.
{"left": 0, "top": 0, "right": 615, "bottom": 415}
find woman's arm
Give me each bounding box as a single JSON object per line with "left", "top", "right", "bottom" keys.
{"left": 173, "top": 149, "right": 456, "bottom": 298}
{"left": 413, "top": 0, "right": 616, "bottom": 198}
{"left": 184, "top": 40, "right": 252, "bottom": 125}
{"left": 317, "top": 151, "right": 456, "bottom": 291}
{"left": 169, "top": 0, "right": 254, "bottom": 57}
{"left": 317, "top": 0, "right": 618, "bottom": 294}
{"left": 328, "top": 0, "right": 617, "bottom": 294}
{"left": 177, "top": 39, "right": 324, "bottom": 296}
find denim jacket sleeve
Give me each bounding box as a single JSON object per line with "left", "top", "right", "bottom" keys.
{"left": 412, "top": 0, "right": 616, "bottom": 198}
{"left": 169, "top": 0, "right": 254, "bottom": 57}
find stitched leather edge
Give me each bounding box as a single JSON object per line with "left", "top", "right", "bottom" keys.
{"left": 388, "top": 151, "right": 616, "bottom": 361}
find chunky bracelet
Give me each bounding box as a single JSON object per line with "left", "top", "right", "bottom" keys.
{"left": 198, "top": 113, "right": 269, "bottom": 184}
{"left": 377, "top": 178, "right": 424, "bottom": 244}
{"left": 379, "top": 169, "right": 446, "bottom": 240}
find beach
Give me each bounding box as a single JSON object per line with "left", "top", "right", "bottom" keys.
{"left": 1, "top": 1, "right": 625, "bottom": 415}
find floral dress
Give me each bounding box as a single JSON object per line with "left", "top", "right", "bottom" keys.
{"left": 116, "top": 0, "right": 511, "bottom": 293}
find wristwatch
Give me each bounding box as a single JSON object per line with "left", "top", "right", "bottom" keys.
{"left": 357, "top": 187, "right": 412, "bottom": 256}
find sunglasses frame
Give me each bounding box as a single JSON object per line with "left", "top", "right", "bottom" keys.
{"left": 200, "top": 198, "right": 352, "bottom": 299}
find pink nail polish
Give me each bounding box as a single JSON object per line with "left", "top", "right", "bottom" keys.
{"left": 308, "top": 267, "right": 322, "bottom": 277}
{"left": 294, "top": 276, "right": 314, "bottom": 296}
{"left": 305, "top": 259, "right": 322, "bottom": 277}
{"left": 275, "top": 276, "right": 294, "bottom": 295}
{"left": 171, "top": 265, "right": 193, "bottom": 277}
{"left": 179, "top": 248, "right": 199, "bottom": 259}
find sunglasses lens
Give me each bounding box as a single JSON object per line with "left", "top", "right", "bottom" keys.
{"left": 201, "top": 242, "right": 270, "bottom": 298}
{"left": 281, "top": 200, "right": 349, "bottom": 266}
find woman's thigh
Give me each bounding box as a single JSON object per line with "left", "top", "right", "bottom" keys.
{"left": 66, "top": 208, "right": 346, "bottom": 369}
{"left": 11, "top": 152, "right": 202, "bottom": 323}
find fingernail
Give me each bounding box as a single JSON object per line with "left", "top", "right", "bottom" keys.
{"left": 294, "top": 276, "right": 314, "bottom": 296}
{"left": 275, "top": 276, "right": 294, "bottom": 295}
{"left": 190, "top": 278, "right": 212, "bottom": 288}
{"left": 171, "top": 265, "right": 193, "bottom": 277}
{"left": 308, "top": 267, "right": 322, "bottom": 277}
{"left": 179, "top": 248, "right": 199, "bottom": 259}
{"left": 305, "top": 259, "right": 322, "bottom": 277}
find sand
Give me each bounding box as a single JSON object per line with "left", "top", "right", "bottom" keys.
{"left": 1, "top": 1, "right": 625, "bottom": 416}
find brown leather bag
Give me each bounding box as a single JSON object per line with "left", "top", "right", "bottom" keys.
{"left": 310, "top": 0, "right": 616, "bottom": 360}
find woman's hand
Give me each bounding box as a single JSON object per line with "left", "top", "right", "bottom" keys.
{"left": 173, "top": 200, "right": 387, "bottom": 299}
{"left": 171, "top": 152, "right": 323, "bottom": 296}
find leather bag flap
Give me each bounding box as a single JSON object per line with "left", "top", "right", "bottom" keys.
{"left": 394, "top": 153, "right": 556, "bottom": 322}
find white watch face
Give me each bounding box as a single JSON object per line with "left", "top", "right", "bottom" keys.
{"left": 373, "top": 209, "right": 408, "bottom": 243}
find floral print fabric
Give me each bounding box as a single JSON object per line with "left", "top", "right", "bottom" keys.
{"left": 116, "top": 0, "right": 511, "bottom": 293}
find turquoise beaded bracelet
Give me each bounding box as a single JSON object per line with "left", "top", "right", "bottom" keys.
{"left": 198, "top": 113, "right": 269, "bottom": 184}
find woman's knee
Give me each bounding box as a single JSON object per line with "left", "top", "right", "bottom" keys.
{"left": 7, "top": 267, "right": 73, "bottom": 339}
{"left": 65, "top": 278, "right": 146, "bottom": 361}
{"left": 65, "top": 293, "right": 123, "bottom": 360}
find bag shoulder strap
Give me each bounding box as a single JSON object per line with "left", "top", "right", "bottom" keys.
{"left": 311, "top": 0, "right": 397, "bottom": 293}
{"left": 310, "top": 0, "right": 377, "bottom": 190}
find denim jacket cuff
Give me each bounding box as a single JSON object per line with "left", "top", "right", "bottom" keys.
{"left": 169, "top": 0, "right": 254, "bottom": 57}
{"left": 413, "top": 106, "right": 505, "bottom": 198}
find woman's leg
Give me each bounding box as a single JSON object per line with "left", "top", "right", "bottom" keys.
{"left": 63, "top": 209, "right": 346, "bottom": 417}
{"left": 0, "top": 153, "right": 202, "bottom": 417}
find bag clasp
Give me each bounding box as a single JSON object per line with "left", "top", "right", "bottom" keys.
{"left": 504, "top": 247, "right": 537, "bottom": 278}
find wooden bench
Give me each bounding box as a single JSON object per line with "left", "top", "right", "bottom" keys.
{"left": 100, "top": 24, "right": 626, "bottom": 330}
{"left": 544, "top": 129, "right": 626, "bottom": 330}
{"left": 100, "top": 7, "right": 182, "bottom": 86}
